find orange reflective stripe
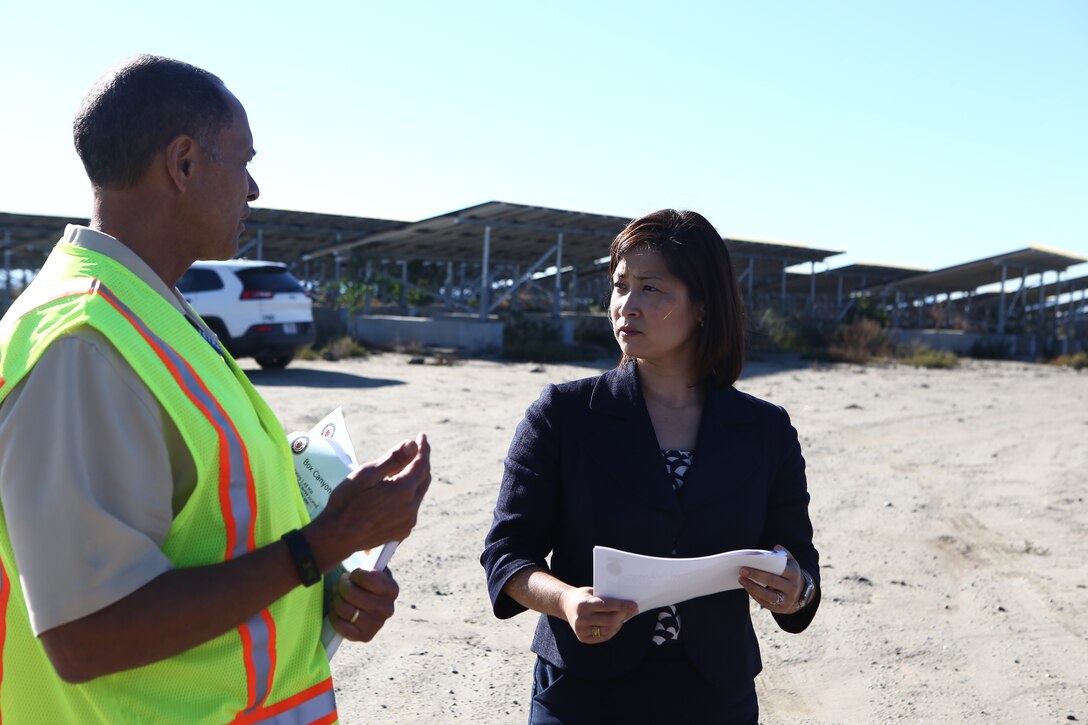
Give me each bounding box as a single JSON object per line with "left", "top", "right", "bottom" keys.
{"left": 229, "top": 677, "right": 336, "bottom": 725}
{"left": 91, "top": 284, "right": 278, "bottom": 714}
{"left": 4, "top": 275, "right": 307, "bottom": 717}
{"left": 260, "top": 607, "right": 279, "bottom": 700}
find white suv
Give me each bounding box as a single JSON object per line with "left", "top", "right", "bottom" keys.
{"left": 178, "top": 260, "right": 315, "bottom": 369}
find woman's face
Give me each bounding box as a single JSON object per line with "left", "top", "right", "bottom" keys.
{"left": 609, "top": 247, "right": 704, "bottom": 367}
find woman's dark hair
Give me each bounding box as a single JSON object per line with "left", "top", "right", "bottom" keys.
{"left": 609, "top": 209, "right": 745, "bottom": 388}
{"left": 73, "top": 54, "right": 232, "bottom": 190}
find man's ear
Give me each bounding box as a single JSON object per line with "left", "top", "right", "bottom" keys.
{"left": 164, "top": 135, "right": 196, "bottom": 191}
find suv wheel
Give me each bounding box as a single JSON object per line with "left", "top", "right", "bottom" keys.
{"left": 255, "top": 353, "right": 294, "bottom": 369}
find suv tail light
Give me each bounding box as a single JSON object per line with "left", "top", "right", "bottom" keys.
{"left": 240, "top": 290, "right": 275, "bottom": 300}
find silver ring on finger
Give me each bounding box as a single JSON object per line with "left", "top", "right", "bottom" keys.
{"left": 349, "top": 608, "right": 360, "bottom": 624}
{"left": 774, "top": 590, "right": 784, "bottom": 608}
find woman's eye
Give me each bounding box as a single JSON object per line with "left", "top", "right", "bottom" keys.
{"left": 643, "top": 285, "right": 658, "bottom": 292}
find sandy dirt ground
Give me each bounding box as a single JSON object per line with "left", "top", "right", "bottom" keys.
{"left": 246, "top": 353, "right": 1088, "bottom": 725}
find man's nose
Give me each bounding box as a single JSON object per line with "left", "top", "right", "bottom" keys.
{"left": 247, "top": 171, "right": 260, "bottom": 202}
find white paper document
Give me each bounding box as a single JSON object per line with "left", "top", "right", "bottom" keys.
{"left": 287, "top": 407, "right": 398, "bottom": 659}
{"left": 592, "top": 546, "right": 788, "bottom": 611}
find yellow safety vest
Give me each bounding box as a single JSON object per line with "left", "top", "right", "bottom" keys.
{"left": 0, "top": 241, "right": 336, "bottom": 723}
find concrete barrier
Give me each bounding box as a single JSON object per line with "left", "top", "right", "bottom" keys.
{"left": 889, "top": 328, "right": 1012, "bottom": 355}
{"left": 348, "top": 314, "right": 503, "bottom": 352}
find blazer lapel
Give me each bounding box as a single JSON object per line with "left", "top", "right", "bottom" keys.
{"left": 587, "top": 363, "right": 683, "bottom": 517}
{"left": 680, "top": 387, "right": 759, "bottom": 515}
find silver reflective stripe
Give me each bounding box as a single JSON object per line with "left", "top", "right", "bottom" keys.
{"left": 260, "top": 686, "right": 338, "bottom": 724}
{"left": 92, "top": 282, "right": 275, "bottom": 709}
{"left": 242, "top": 613, "right": 274, "bottom": 710}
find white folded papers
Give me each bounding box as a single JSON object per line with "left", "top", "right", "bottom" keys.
{"left": 592, "top": 546, "right": 787, "bottom": 611}
{"left": 288, "top": 407, "right": 398, "bottom": 658}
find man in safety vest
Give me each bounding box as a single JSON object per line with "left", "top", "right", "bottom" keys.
{"left": 0, "top": 55, "right": 431, "bottom": 722}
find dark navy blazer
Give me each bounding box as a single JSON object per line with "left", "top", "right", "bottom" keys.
{"left": 481, "top": 362, "right": 821, "bottom": 689}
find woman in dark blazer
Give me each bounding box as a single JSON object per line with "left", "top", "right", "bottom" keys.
{"left": 481, "top": 209, "right": 820, "bottom": 724}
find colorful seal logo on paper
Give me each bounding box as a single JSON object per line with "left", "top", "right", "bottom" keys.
{"left": 291, "top": 436, "right": 309, "bottom": 455}
{"left": 321, "top": 423, "right": 336, "bottom": 438}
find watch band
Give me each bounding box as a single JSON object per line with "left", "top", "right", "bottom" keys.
{"left": 282, "top": 529, "right": 322, "bottom": 587}
{"left": 794, "top": 569, "right": 816, "bottom": 610}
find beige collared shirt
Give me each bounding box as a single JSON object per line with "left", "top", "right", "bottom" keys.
{"left": 0, "top": 226, "right": 210, "bottom": 634}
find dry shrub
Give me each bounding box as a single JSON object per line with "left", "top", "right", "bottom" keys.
{"left": 897, "top": 345, "right": 958, "bottom": 369}
{"left": 828, "top": 319, "right": 890, "bottom": 364}
{"left": 1050, "top": 351, "right": 1088, "bottom": 370}
{"left": 322, "top": 336, "right": 369, "bottom": 361}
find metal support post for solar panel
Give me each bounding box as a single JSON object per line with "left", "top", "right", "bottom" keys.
{"left": 256, "top": 226, "right": 264, "bottom": 260}
{"left": 490, "top": 244, "right": 558, "bottom": 312}
{"left": 511, "top": 265, "right": 521, "bottom": 311}
{"left": 1057, "top": 272, "right": 1068, "bottom": 355}
{"left": 364, "top": 260, "right": 373, "bottom": 314}
{"left": 998, "top": 263, "right": 1008, "bottom": 335}
{"left": 400, "top": 261, "right": 409, "bottom": 313}
{"left": 1039, "top": 271, "right": 1046, "bottom": 338}
{"left": 836, "top": 274, "right": 844, "bottom": 307}
{"left": 809, "top": 261, "right": 816, "bottom": 310}
{"left": 480, "top": 225, "right": 491, "bottom": 320}
{"left": 746, "top": 258, "right": 754, "bottom": 302}
{"left": 553, "top": 232, "right": 564, "bottom": 320}
{"left": 780, "top": 260, "right": 787, "bottom": 307}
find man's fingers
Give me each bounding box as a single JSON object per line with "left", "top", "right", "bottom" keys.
{"left": 351, "top": 438, "right": 420, "bottom": 486}
{"left": 346, "top": 567, "right": 399, "bottom": 597}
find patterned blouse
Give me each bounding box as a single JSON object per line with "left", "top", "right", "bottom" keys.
{"left": 652, "top": 449, "right": 693, "bottom": 645}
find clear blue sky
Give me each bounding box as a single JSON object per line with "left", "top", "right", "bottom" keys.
{"left": 1, "top": 1, "right": 1085, "bottom": 279}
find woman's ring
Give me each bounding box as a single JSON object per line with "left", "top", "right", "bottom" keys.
{"left": 590, "top": 625, "right": 602, "bottom": 638}
{"left": 349, "top": 608, "right": 360, "bottom": 624}
{"left": 774, "top": 590, "right": 785, "bottom": 607}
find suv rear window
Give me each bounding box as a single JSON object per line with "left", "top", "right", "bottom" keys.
{"left": 178, "top": 268, "right": 225, "bottom": 293}
{"left": 236, "top": 267, "right": 305, "bottom": 293}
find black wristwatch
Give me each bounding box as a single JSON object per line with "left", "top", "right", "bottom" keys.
{"left": 281, "top": 529, "right": 322, "bottom": 587}
{"left": 793, "top": 569, "right": 816, "bottom": 610}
